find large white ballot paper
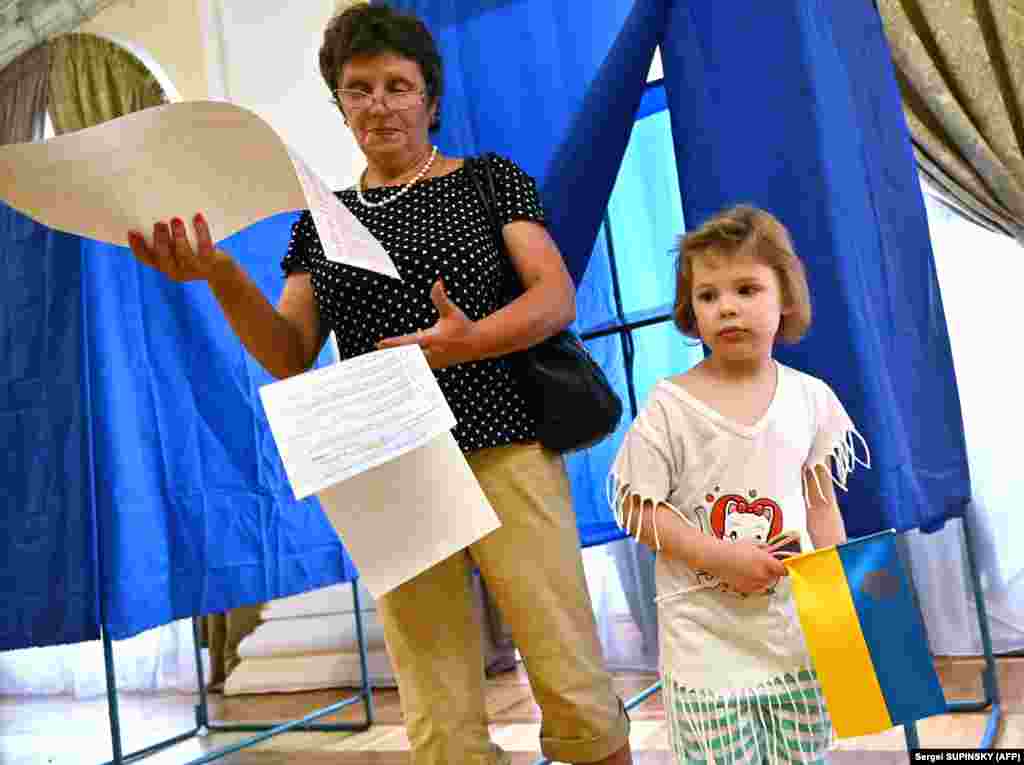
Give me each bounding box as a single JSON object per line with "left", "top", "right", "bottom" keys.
{"left": 259, "top": 346, "right": 501, "bottom": 598}
{"left": 0, "top": 100, "right": 399, "bottom": 281}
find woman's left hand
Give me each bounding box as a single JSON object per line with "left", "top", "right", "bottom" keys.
{"left": 376, "top": 279, "right": 479, "bottom": 369}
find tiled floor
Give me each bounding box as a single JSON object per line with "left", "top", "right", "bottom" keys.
{"left": 0, "top": 657, "right": 1019, "bottom": 764}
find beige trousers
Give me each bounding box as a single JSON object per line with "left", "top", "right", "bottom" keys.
{"left": 377, "top": 441, "right": 630, "bottom": 764}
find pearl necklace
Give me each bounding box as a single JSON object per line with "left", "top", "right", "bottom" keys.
{"left": 355, "top": 146, "right": 438, "bottom": 208}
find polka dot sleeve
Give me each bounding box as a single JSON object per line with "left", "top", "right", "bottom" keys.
{"left": 280, "top": 210, "right": 323, "bottom": 277}
{"left": 487, "top": 154, "right": 547, "bottom": 228}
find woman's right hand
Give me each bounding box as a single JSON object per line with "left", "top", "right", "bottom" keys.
{"left": 126, "top": 214, "right": 235, "bottom": 285}
{"left": 703, "top": 538, "right": 789, "bottom": 595}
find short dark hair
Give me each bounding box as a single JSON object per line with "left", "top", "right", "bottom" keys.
{"left": 320, "top": 3, "right": 443, "bottom": 131}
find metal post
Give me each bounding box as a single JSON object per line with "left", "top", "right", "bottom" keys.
{"left": 102, "top": 628, "right": 124, "bottom": 765}
{"left": 192, "top": 617, "right": 210, "bottom": 731}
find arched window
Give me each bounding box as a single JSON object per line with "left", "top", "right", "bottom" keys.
{"left": 43, "top": 32, "right": 171, "bottom": 138}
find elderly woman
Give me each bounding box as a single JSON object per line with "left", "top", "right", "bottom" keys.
{"left": 126, "top": 4, "right": 631, "bottom": 764}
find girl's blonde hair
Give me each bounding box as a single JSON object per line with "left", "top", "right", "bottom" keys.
{"left": 673, "top": 204, "right": 812, "bottom": 344}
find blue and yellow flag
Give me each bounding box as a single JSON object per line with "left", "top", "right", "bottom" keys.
{"left": 783, "top": 529, "right": 947, "bottom": 738}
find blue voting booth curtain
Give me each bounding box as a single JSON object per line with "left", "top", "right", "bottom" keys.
{"left": 659, "top": 0, "right": 971, "bottom": 536}
{"left": 0, "top": 204, "right": 100, "bottom": 651}
{"left": 381, "top": 0, "right": 667, "bottom": 546}
{"left": 387, "top": 0, "right": 970, "bottom": 541}
{"left": 83, "top": 214, "right": 356, "bottom": 640}
{"left": 1, "top": 0, "right": 974, "bottom": 651}
{"left": 566, "top": 95, "right": 703, "bottom": 548}
{"left": 383, "top": 0, "right": 667, "bottom": 288}
{"left": 0, "top": 203, "right": 357, "bottom": 649}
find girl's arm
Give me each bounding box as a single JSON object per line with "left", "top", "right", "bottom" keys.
{"left": 623, "top": 496, "right": 718, "bottom": 570}
{"left": 623, "top": 495, "right": 787, "bottom": 594}
{"left": 805, "top": 464, "right": 847, "bottom": 548}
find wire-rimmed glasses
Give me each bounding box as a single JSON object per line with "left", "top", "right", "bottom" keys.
{"left": 331, "top": 89, "right": 426, "bottom": 112}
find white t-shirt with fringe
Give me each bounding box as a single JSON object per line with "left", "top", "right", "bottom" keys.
{"left": 608, "top": 362, "right": 870, "bottom": 756}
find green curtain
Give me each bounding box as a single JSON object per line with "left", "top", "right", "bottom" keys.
{"left": 48, "top": 33, "right": 166, "bottom": 135}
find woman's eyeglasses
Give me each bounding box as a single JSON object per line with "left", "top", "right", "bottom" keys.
{"left": 332, "top": 89, "right": 426, "bottom": 112}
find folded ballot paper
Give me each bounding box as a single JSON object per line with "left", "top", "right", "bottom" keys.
{"left": 0, "top": 100, "right": 501, "bottom": 598}
{"left": 259, "top": 346, "right": 501, "bottom": 597}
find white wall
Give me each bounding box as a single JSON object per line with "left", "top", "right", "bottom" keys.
{"left": 80, "top": 0, "right": 208, "bottom": 102}
{"left": 82, "top": 0, "right": 362, "bottom": 190}
{"left": 205, "top": 0, "right": 364, "bottom": 191}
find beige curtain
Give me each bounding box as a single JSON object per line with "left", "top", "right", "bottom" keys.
{"left": 878, "top": 0, "right": 1024, "bottom": 243}
{"left": 0, "top": 44, "right": 51, "bottom": 145}
{"left": 48, "top": 33, "right": 166, "bottom": 135}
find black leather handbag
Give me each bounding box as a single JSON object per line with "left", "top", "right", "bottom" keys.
{"left": 465, "top": 153, "right": 622, "bottom": 453}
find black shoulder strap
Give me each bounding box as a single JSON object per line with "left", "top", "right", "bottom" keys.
{"left": 466, "top": 152, "right": 501, "bottom": 247}
{"left": 466, "top": 152, "right": 524, "bottom": 301}
{"left": 481, "top": 152, "right": 500, "bottom": 227}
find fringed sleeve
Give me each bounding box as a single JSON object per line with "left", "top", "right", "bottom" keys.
{"left": 803, "top": 380, "right": 871, "bottom": 505}
{"left": 607, "top": 391, "right": 691, "bottom": 551}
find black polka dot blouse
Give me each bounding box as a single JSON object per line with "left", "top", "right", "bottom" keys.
{"left": 281, "top": 153, "right": 546, "bottom": 454}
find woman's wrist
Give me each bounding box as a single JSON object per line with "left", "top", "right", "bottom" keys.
{"left": 460, "top": 321, "right": 490, "bottom": 363}
{"left": 207, "top": 252, "right": 242, "bottom": 293}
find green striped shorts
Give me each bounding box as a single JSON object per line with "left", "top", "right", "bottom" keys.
{"left": 664, "top": 668, "right": 833, "bottom": 765}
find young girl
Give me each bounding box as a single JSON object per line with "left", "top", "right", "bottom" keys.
{"left": 608, "top": 205, "right": 870, "bottom": 764}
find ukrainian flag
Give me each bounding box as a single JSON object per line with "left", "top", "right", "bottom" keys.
{"left": 783, "top": 529, "right": 947, "bottom": 738}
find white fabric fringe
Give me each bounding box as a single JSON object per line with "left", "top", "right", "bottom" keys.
{"left": 804, "top": 427, "right": 872, "bottom": 506}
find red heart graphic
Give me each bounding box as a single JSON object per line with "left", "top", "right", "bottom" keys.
{"left": 710, "top": 494, "right": 783, "bottom": 539}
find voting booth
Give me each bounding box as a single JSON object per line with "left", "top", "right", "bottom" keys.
{"left": 0, "top": 0, "right": 998, "bottom": 762}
